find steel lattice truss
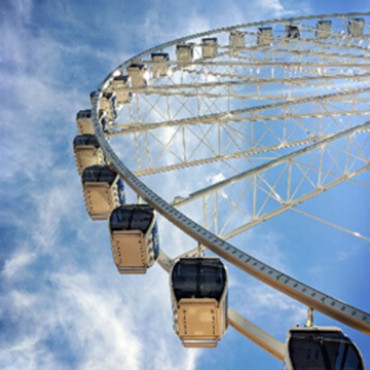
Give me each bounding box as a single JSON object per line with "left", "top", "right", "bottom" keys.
{"left": 92, "top": 13, "right": 370, "bottom": 360}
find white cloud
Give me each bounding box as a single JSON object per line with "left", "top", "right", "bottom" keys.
{"left": 153, "top": 339, "right": 200, "bottom": 370}
{"left": 11, "top": 0, "right": 33, "bottom": 22}
{"left": 10, "top": 290, "right": 37, "bottom": 309}
{"left": 52, "top": 272, "right": 143, "bottom": 370}
{"left": 207, "top": 172, "right": 225, "bottom": 184}
{"left": 183, "top": 14, "right": 211, "bottom": 37}
{"left": 3, "top": 250, "right": 36, "bottom": 279}
{"left": 31, "top": 184, "right": 78, "bottom": 253}
{"left": 0, "top": 335, "right": 64, "bottom": 370}
{"left": 259, "top": 0, "right": 290, "bottom": 16}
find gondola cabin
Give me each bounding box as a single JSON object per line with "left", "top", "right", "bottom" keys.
{"left": 108, "top": 75, "right": 132, "bottom": 106}
{"left": 100, "top": 92, "right": 117, "bottom": 121}
{"left": 109, "top": 205, "right": 159, "bottom": 274}
{"left": 176, "top": 44, "right": 193, "bottom": 66}
{"left": 76, "top": 109, "right": 94, "bottom": 135}
{"left": 285, "top": 25, "right": 300, "bottom": 40}
{"left": 285, "top": 326, "right": 365, "bottom": 370}
{"left": 76, "top": 109, "right": 106, "bottom": 135}
{"left": 90, "top": 91, "right": 117, "bottom": 122}
{"left": 230, "top": 31, "right": 245, "bottom": 49}
{"left": 151, "top": 53, "right": 170, "bottom": 77}
{"left": 127, "top": 63, "right": 147, "bottom": 88}
{"left": 81, "top": 165, "right": 125, "bottom": 220}
{"left": 257, "top": 27, "right": 273, "bottom": 46}
{"left": 348, "top": 18, "right": 364, "bottom": 37}
{"left": 316, "top": 20, "right": 332, "bottom": 39}
{"left": 73, "top": 134, "right": 105, "bottom": 174}
{"left": 201, "top": 38, "right": 217, "bottom": 59}
{"left": 170, "top": 258, "right": 228, "bottom": 348}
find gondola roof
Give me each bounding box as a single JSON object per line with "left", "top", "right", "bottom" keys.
{"left": 73, "top": 134, "right": 100, "bottom": 148}
{"left": 288, "top": 327, "right": 364, "bottom": 370}
{"left": 82, "top": 165, "right": 117, "bottom": 185}
{"left": 110, "top": 205, "right": 154, "bottom": 232}
{"left": 171, "top": 258, "right": 227, "bottom": 302}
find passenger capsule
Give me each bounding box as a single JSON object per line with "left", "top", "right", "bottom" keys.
{"left": 81, "top": 165, "right": 125, "bottom": 220}
{"left": 76, "top": 109, "right": 106, "bottom": 135}
{"left": 316, "top": 20, "right": 332, "bottom": 39}
{"left": 285, "top": 326, "right": 365, "bottom": 370}
{"left": 151, "top": 53, "right": 169, "bottom": 77}
{"left": 108, "top": 75, "right": 132, "bottom": 106}
{"left": 229, "top": 31, "right": 245, "bottom": 49}
{"left": 109, "top": 205, "right": 159, "bottom": 274}
{"left": 73, "top": 134, "right": 105, "bottom": 174}
{"left": 348, "top": 18, "right": 365, "bottom": 37}
{"left": 176, "top": 44, "right": 194, "bottom": 66}
{"left": 170, "top": 257, "right": 228, "bottom": 348}
{"left": 201, "top": 38, "right": 217, "bottom": 59}
{"left": 285, "top": 25, "right": 300, "bottom": 39}
{"left": 257, "top": 27, "right": 273, "bottom": 46}
{"left": 76, "top": 109, "right": 94, "bottom": 135}
{"left": 127, "top": 63, "right": 147, "bottom": 88}
{"left": 90, "top": 91, "right": 117, "bottom": 122}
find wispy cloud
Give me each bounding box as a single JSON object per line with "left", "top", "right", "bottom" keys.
{"left": 3, "top": 250, "right": 36, "bottom": 279}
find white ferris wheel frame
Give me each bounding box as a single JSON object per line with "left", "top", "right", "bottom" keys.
{"left": 90, "top": 12, "right": 370, "bottom": 361}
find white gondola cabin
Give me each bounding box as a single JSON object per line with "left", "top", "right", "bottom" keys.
{"left": 109, "top": 205, "right": 159, "bottom": 274}
{"left": 170, "top": 257, "right": 228, "bottom": 348}
{"left": 201, "top": 38, "right": 217, "bottom": 59}
{"left": 176, "top": 44, "right": 193, "bottom": 66}
{"left": 108, "top": 75, "right": 132, "bottom": 106}
{"left": 151, "top": 53, "right": 169, "bottom": 77}
{"left": 73, "top": 134, "right": 105, "bottom": 174}
{"left": 257, "top": 27, "right": 273, "bottom": 46}
{"left": 348, "top": 18, "right": 365, "bottom": 37}
{"left": 316, "top": 20, "right": 332, "bottom": 39}
{"left": 76, "top": 109, "right": 106, "bottom": 135}
{"left": 285, "top": 326, "right": 365, "bottom": 370}
{"left": 76, "top": 109, "right": 94, "bottom": 135}
{"left": 285, "top": 25, "right": 300, "bottom": 39}
{"left": 127, "top": 63, "right": 147, "bottom": 88}
{"left": 90, "top": 91, "right": 117, "bottom": 122}
{"left": 230, "top": 31, "right": 245, "bottom": 49}
{"left": 81, "top": 165, "right": 125, "bottom": 220}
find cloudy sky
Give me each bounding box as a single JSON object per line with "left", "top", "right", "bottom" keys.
{"left": 1, "top": 0, "right": 369, "bottom": 369}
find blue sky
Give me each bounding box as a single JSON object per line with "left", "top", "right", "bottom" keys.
{"left": 1, "top": 0, "right": 369, "bottom": 369}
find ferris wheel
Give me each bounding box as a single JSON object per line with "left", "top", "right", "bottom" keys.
{"left": 73, "top": 13, "right": 369, "bottom": 368}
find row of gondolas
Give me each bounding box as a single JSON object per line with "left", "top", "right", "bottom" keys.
{"left": 73, "top": 108, "right": 229, "bottom": 349}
